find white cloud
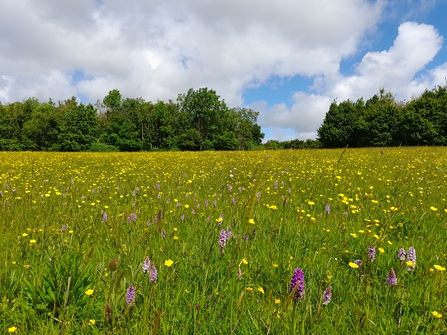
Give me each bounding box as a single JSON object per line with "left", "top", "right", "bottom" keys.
{"left": 0, "top": 0, "right": 384, "bottom": 105}
{"left": 330, "top": 21, "right": 443, "bottom": 101}
{"left": 257, "top": 21, "right": 445, "bottom": 140}
{"left": 256, "top": 93, "right": 331, "bottom": 137}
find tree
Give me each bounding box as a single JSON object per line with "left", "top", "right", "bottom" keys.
{"left": 177, "top": 88, "right": 228, "bottom": 149}
{"left": 22, "top": 102, "right": 60, "bottom": 151}
{"left": 58, "top": 104, "right": 99, "bottom": 151}
{"left": 317, "top": 100, "right": 360, "bottom": 147}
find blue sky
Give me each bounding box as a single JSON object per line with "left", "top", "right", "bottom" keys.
{"left": 1, "top": 0, "right": 447, "bottom": 141}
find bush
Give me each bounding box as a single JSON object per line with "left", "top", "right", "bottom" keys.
{"left": 88, "top": 142, "right": 120, "bottom": 152}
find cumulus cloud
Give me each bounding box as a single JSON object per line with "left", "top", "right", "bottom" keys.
{"left": 330, "top": 21, "right": 443, "bottom": 101}
{"left": 258, "top": 21, "right": 446, "bottom": 140}
{"left": 0, "top": 0, "right": 384, "bottom": 104}
{"left": 256, "top": 93, "right": 332, "bottom": 139}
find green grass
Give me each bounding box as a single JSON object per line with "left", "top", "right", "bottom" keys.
{"left": 1, "top": 148, "right": 447, "bottom": 334}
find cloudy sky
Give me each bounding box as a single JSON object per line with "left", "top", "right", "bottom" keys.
{"left": 1, "top": 0, "right": 447, "bottom": 141}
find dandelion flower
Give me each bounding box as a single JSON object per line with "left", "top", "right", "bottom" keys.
{"left": 432, "top": 311, "right": 443, "bottom": 318}
{"left": 164, "top": 259, "right": 174, "bottom": 267}
{"left": 348, "top": 262, "right": 359, "bottom": 269}
{"left": 8, "top": 326, "right": 17, "bottom": 333}
{"left": 85, "top": 289, "right": 94, "bottom": 296}
{"left": 258, "top": 287, "right": 265, "bottom": 294}
{"left": 434, "top": 265, "right": 446, "bottom": 271}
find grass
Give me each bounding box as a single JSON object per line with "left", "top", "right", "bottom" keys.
{"left": 1, "top": 148, "right": 447, "bottom": 334}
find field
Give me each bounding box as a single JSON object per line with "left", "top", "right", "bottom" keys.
{"left": 1, "top": 148, "right": 447, "bottom": 334}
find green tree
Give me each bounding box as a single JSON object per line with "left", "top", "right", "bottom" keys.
{"left": 22, "top": 102, "right": 60, "bottom": 151}
{"left": 317, "top": 100, "right": 360, "bottom": 148}
{"left": 58, "top": 104, "right": 99, "bottom": 151}
{"left": 177, "top": 88, "right": 228, "bottom": 149}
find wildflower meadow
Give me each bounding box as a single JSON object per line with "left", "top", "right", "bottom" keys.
{"left": 1, "top": 148, "right": 447, "bottom": 334}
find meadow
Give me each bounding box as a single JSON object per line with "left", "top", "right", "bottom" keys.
{"left": 1, "top": 148, "right": 447, "bottom": 334}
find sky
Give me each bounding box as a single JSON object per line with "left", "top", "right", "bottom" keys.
{"left": 1, "top": 0, "right": 447, "bottom": 141}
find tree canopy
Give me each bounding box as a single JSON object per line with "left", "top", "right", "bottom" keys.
{"left": 317, "top": 85, "right": 447, "bottom": 148}
{"left": 0, "top": 88, "right": 264, "bottom": 152}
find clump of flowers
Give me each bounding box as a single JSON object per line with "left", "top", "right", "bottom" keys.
{"left": 219, "top": 227, "right": 232, "bottom": 254}
{"left": 406, "top": 246, "right": 416, "bottom": 271}
{"left": 322, "top": 286, "right": 332, "bottom": 305}
{"left": 290, "top": 268, "right": 305, "bottom": 300}
{"left": 353, "top": 259, "right": 363, "bottom": 267}
{"left": 368, "top": 245, "right": 376, "bottom": 262}
{"left": 398, "top": 248, "right": 406, "bottom": 261}
{"left": 142, "top": 257, "right": 157, "bottom": 283}
{"left": 126, "top": 284, "right": 136, "bottom": 305}
{"left": 387, "top": 268, "right": 398, "bottom": 286}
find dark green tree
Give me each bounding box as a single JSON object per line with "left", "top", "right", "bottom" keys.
{"left": 58, "top": 103, "right": 99, "bottom": 151}
{"left": 177, "top": 88, "right": 228, "bottom": 149}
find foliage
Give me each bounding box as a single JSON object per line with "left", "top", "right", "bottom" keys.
{"left": 0, "top": 89, "right": 263, "bottom": 152}
{"left": 318, "top": 85, "right": 447, "bottom": 147}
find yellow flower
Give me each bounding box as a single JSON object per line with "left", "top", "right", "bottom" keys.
{"left": 246, "top": 287, "right": 253, "bottom": 291}
{"left": 164, "top": 259, "right": 174, "bottom": 267}
{"left": 184, "top": 204, "right": 189, "bottom": 209}
{"left": 434, "top": 265, "right": 446, "bottom": 271}
{"left": 258, "top": 287, "right": 265, "bottom": 294}
{"left": 378, "top": 248, "right": 385, "bottom": 253}
{"left": 216, "top": 217, "right": 223, "bottom": 223}
{"left": 432, "top": 311, "right": 443, "bottom": 318}
{"left": 22, "top": 233, "right": 28, "bottom": 237}
{"left": 173, "top": 236, "right": 178, "bottom": 240}
{"left": 406, "top": 260, "right": 416, "bottom": 267}
{"left": 272, "top": 263, "right": 278, "bottom": 268}
{"left": 24, "top": 264, "right": 30, "bottom": 269}
{"left": 348, "top": 262, "right": 359, "bottom": 269}
{"left": 8, "top": 326, "right": 17, "bottom": 333}
{"left": 248, "top": 218, "right": 255, "bottom": 224}
{"left": 275, "top": 299, "right": 281, "bottom": 304}
{"left": 85, "top": 289, "right": 94, "bottom": 296}
{"left": 30, "top": 239, "right": 37, "bottom": 244}
{"left": 89, "top": 319, "right": 96, "bottom": 325}
{"left": 242, "top": 258, "right": 248, "bottom": 265}
{"left": 350, "top": 233, "right": 358, "bottom": 238}
{"left": 430, "top": 206, "right": 438, "bottom": 212}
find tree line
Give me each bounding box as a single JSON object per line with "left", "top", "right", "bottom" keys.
{"left": 0, "top": 88, "right": 264, "bottom": 152}
{"left": 318, "top": 84, "right": 447, "bottom": 148}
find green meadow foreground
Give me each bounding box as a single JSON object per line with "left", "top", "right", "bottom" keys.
{"left": 1, "top": 148, "right": 447, "bottom": 334}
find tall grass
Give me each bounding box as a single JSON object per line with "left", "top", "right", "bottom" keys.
{"left": 1, "top": 148, "right": 447, "bottom": 334}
